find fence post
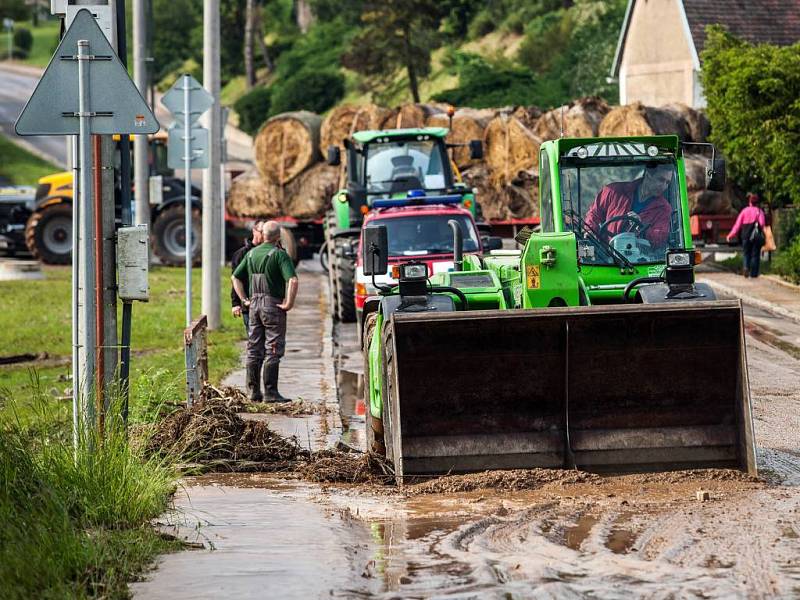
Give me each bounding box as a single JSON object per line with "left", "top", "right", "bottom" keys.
{"left": 184, "top": 315, "right": 209, "bottom": 406}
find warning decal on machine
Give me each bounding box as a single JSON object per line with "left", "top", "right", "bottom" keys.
{"left": 526, "top": 265, "right": 540, "bottom": 289}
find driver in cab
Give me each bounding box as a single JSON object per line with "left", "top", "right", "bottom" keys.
{"left": 584, "top": 163, "right": 673, "bottom": 249}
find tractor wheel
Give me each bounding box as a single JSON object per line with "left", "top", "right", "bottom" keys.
{"left": 319, "top": 240, "right": 329, "bottom": 272}
{"left": 335, "top": 246, "right": 356, "bottom": 323}
{"left": 324, "top": 212, "right": 339, "bottom": 319}
{"left": 151, "top": 204, "right": 201, "bottom": 267}
{"left": 362, "top": 313, "right": 385, "bottom": 455}
{"left": 381, "top": 327, "right": 397, "bottom": 466}
{"left": 25, "top": 202, "right": 73, "bottom": 265}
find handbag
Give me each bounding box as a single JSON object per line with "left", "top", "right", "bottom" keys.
{"left": 763, "top": 225, "right": 776, "bottom": 252}
{"left": 749, "top": 221, "right": 766, "bottom": 246}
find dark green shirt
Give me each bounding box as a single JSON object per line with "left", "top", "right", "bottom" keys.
{"left": 232, "top": 243, "right": 296, "bottom": 300}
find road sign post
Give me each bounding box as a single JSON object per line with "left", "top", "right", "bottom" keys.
{"left": 15, "top": 9, "right": 158, "bottom": 445}
{"left": 161, "top": 74, "right": 212, "bottom": 327}
{"left": 3, "top": 18, "right": 12, "bottom": 60}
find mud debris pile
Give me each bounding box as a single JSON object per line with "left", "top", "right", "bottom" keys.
{"left": 407, "top": 468, "right": 603, "bottom": 495}
{"left": 301, "top": 451, "right": 393, "bottom": 485}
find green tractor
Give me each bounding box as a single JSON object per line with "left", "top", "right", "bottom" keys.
{"left": 324, "top": 127, "right": 484, "bottom": 322}
{"left": 361, "top": 135, "right": 756, "bottom": 482}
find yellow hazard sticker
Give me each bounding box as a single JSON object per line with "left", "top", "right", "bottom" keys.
{"left": 526, "top": 265, "right": 540, "bottom": 289}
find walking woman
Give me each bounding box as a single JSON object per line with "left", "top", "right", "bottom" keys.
{"left": 727, "top": 193, "right": 767, "bottom": 278}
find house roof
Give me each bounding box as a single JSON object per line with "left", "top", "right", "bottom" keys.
{"left": 611, "top": 0, "right": 800, "bottom": 76}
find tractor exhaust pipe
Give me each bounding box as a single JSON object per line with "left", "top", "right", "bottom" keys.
{"left": 448, "top": 219, "right": 463, "bottom": 271}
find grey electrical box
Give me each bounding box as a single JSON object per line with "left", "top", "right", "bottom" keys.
{"left": 117, "top": 225, "right": 149, "bottom": 302}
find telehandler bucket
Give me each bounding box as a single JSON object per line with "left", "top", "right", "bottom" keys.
{"left": 382, "top": 300, "right": 756, "bottom": 481}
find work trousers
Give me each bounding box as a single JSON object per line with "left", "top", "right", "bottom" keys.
{"left": 742, "top": 239, "right": 764, "bottom": 278}
{"left": 242, "top": 311, "right": 250, "bottom": 336}
{"left": 246, "top": 294, "right": 287, "bottom": 368}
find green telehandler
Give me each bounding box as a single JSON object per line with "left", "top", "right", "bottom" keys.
{"left": 360, "top": 135, "right": 756, "bottom": 482}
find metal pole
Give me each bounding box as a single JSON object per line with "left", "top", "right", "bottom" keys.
{"left": 202, "top": 0, "right": 222, "bottom": 329}
{"left": 184, "top": 74, "right": 192, "bottom": 327}
{"left": 71, "top": 134, "right": 80, "bottom": 448}
{"left": 77, "top": 39, "right": 96, "bottom": 428}
{"left": 133, "top": 0, "right": 150, "bottom": 226}
{"left": 93, "top": 136, "right": 105, "bottom": 435}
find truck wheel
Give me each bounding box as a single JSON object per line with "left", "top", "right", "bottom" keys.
{"left": 151, "top": 205, "right": 201, "bottom": 267}
{"left": 335, "top": 249, "right": 356, "bottom": 323}
{"left": 280, "top": 226, "right": 298, "bottom": 265}
{"left": 25, "top": 203, "right": 72, "bottom": 265}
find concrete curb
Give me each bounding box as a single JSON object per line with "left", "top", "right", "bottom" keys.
{"left": 763, "top": 274, "right": 800, "bottom": 293}
{"left": 0, "top": 61, "right": 44, "bottom": 77}
{"left": 697, "top": 277, "right": 800, "bottom": 326}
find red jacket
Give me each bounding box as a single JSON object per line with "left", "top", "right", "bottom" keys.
{"left": 584, "top": 179, "right": 672, "bottom": 249}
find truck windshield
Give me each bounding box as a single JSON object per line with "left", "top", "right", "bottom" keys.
{"left": 369, "top": 214, "right": 480, "bottom": 256}
{"left": 560, "top": 161, "right": 684, "bottom": 266}
{"left": 365, "top": 140, "right": 447, "bottom": 196}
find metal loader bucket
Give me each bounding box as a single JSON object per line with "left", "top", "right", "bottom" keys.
{"left": 385, "top": 300, "right": 756, "bottom": 481}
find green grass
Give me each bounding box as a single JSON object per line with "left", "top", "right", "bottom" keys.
{"left": 0, "top": 19, "right": 60, "bottom": 68}
{"left": 0, "top": 133, "right": 59, "bottom": 185}
{"left": 0, "top": 394, "right": 180, "bottom": 599}
{"left": 0, "top": 265, "right": 244, "bottom": 425}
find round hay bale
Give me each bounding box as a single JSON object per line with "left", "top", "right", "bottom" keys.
{"left": 689, "top": 190, "right": 735, "bottom": 215}
{"left": 381, "top": 103, "right": 445, "bottom": 129}
{"left": 683, "top": 153, "right": 707, "bottom": 192}
{"left": 534, "top": 97, "right": 610, "bottom": 141}
{"left": 663, "top": 102, "right": 710, "bottom": 142}
{"left": 511, "top": 105, "right": 543, "bottom": 130}
{"left": 599, "top": 102, "right": 690, "bottom": 140}
{"left": 283, "top": 163, "right": 340, "bottom": 220}
{"left": 462, "top": 165, "right": 538, "bottom": 221}
{"left": 226, "top": 169, "right": 282, "bottom": 218}
{"left": 254, "top": 111, "right": 322, "bottom": 185}
{"left": 427, "top": 108, "right": 492, "bottom": 169}
{"left": 319, "top": 104, "right": 393, "bottom": 153}
{"left": 484, "top": 115, "right": 541, "bottom": 187}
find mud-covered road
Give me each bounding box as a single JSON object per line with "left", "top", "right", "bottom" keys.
{"left": 132, "top": 264, "right": 800, "bottom": 599}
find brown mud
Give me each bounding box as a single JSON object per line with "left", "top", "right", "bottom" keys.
{"left": 133, "top": 266, "right": 800, "bottom": 599}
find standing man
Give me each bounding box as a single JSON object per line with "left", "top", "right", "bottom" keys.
{"left": 232, "top": 221, "right": 298, "bottom": 402}
{"left": 230, "top": 220, "right": 264, "bottom": 335}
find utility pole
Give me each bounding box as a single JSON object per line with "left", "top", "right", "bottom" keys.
{"left": 132, "top": 0, "right": 149, "bottom": 226}
{"left": 202, "top": 0, "right": 222, "bottom": 329}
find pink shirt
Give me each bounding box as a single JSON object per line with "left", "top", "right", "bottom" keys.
{"left": 728, "top": 206, "right": 766, "bottom": 239}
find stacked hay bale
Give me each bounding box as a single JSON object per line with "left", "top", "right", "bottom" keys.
{"left": 226, "top": 99, "right": 722, "bottom": 224}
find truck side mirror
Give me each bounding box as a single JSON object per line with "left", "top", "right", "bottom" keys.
{"left": 327, "top": 145, "right": 341, "bottom": 166}
{"left": 706, "top": 158, "right": 726, "bottom": 192}
{"left": 362, "top": 225, "right": 388, "bottom": 276}
{"left": 482, "top": 235, "right": 503, "bottom": 251}
{"left": 469, "top": 140, "right": 483, "bottom": 160}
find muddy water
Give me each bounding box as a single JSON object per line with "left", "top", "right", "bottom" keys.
{"left": 134, "top": 264, "right": 800, "bottom": 599}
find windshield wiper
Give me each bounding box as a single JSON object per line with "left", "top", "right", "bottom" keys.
{"left": 565, "top": 209, "right": 635, "bottom": 272}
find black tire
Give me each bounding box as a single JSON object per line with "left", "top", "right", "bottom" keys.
{"left": 335, "top": 242, "right": 356, "bottom": 322}
{"left": 151, "top": 204, "right": 201, "bottom": 267}
{"left": 319, "top": 240, "right": 329, "bottom": 272}
{"left": 25, "top": 202, "right": 73, "bottom": 265}
{"left": 381, "top": 327, "right": 396, "bottom": 466}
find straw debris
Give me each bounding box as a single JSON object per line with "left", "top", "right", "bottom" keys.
{"left": 407, "top": 469, "right": 602, "bottom": 495}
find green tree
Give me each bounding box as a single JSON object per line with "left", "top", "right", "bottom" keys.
{"left": 342, "top": 0, "right": 442, "bottom": 102}
{"left": 269, "top": 69, "right": 345, "bottom": 115}
{"left": 0, "top": 0, "right": 29, "bottom": 21}
{"left": 700, "top": 26, "right": 800, "bottom": 205}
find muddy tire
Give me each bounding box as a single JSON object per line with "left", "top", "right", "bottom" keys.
{"left": 363, "top": 313, "right": 385, "bottom": 456}
{"left": 381, "top": 327, "right": 397, "bottom": 467}
{"left": 151, "top": 204, "right": 201, "bottom": 267}
{"left": 325, "top": 212, "right": 339, "bottom": 318}
{"left": 25, "top": 202, "right": 73, "bottom": 265}
{"left": 335, "top": 248, "right": 356, "bottom": 323}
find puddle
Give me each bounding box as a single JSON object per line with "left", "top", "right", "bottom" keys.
{"left": 563, "top": 514, "right": 599, "bottom": 551}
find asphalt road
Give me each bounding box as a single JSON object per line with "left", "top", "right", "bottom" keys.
{"left": 0, "top": 64, "right": 68, "bottom": 167}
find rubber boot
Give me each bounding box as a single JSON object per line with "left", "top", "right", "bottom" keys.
{"left": 264, "top": 362, "right": 290, "bottom": 403}
{"left": 246, "top": 362, "right": 263, "bottom": 402}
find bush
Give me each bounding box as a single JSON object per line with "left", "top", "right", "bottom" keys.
{"left": 13, "top": 26, "right": 32, "bottom": 53}
{"left": 269, "top": 69, "right": 345, "bottom": 116}
{"left": 773, "top": 237, "right": 800, "bottom": 284}
{"left": 234, "top": 86, "right": 272, "bottom": 136}
{"left": 467, "top": 9, "right": 497, "bottom": 39}
{"left": 432, "top": 54, "right": 539, "bottom": 108}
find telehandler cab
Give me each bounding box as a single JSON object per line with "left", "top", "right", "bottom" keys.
{"left": 360, "top": 135, "right": 756, "bottom": 482}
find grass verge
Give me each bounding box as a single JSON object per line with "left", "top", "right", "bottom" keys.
{"left": 0, "top": 133, "right": 59, "bottom": 185}
{"left": 0, "top": 19, "right": 60, "bottom": 68}
{"left": 0, "top": 391, "right": 180, "bottom": 598}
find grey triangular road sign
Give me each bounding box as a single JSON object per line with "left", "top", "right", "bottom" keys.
{"left": 161, "top": 75, "right": 213, "bottom": 124}
{"left": 15, "top": 9, "right": 159, "bottom": 136}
